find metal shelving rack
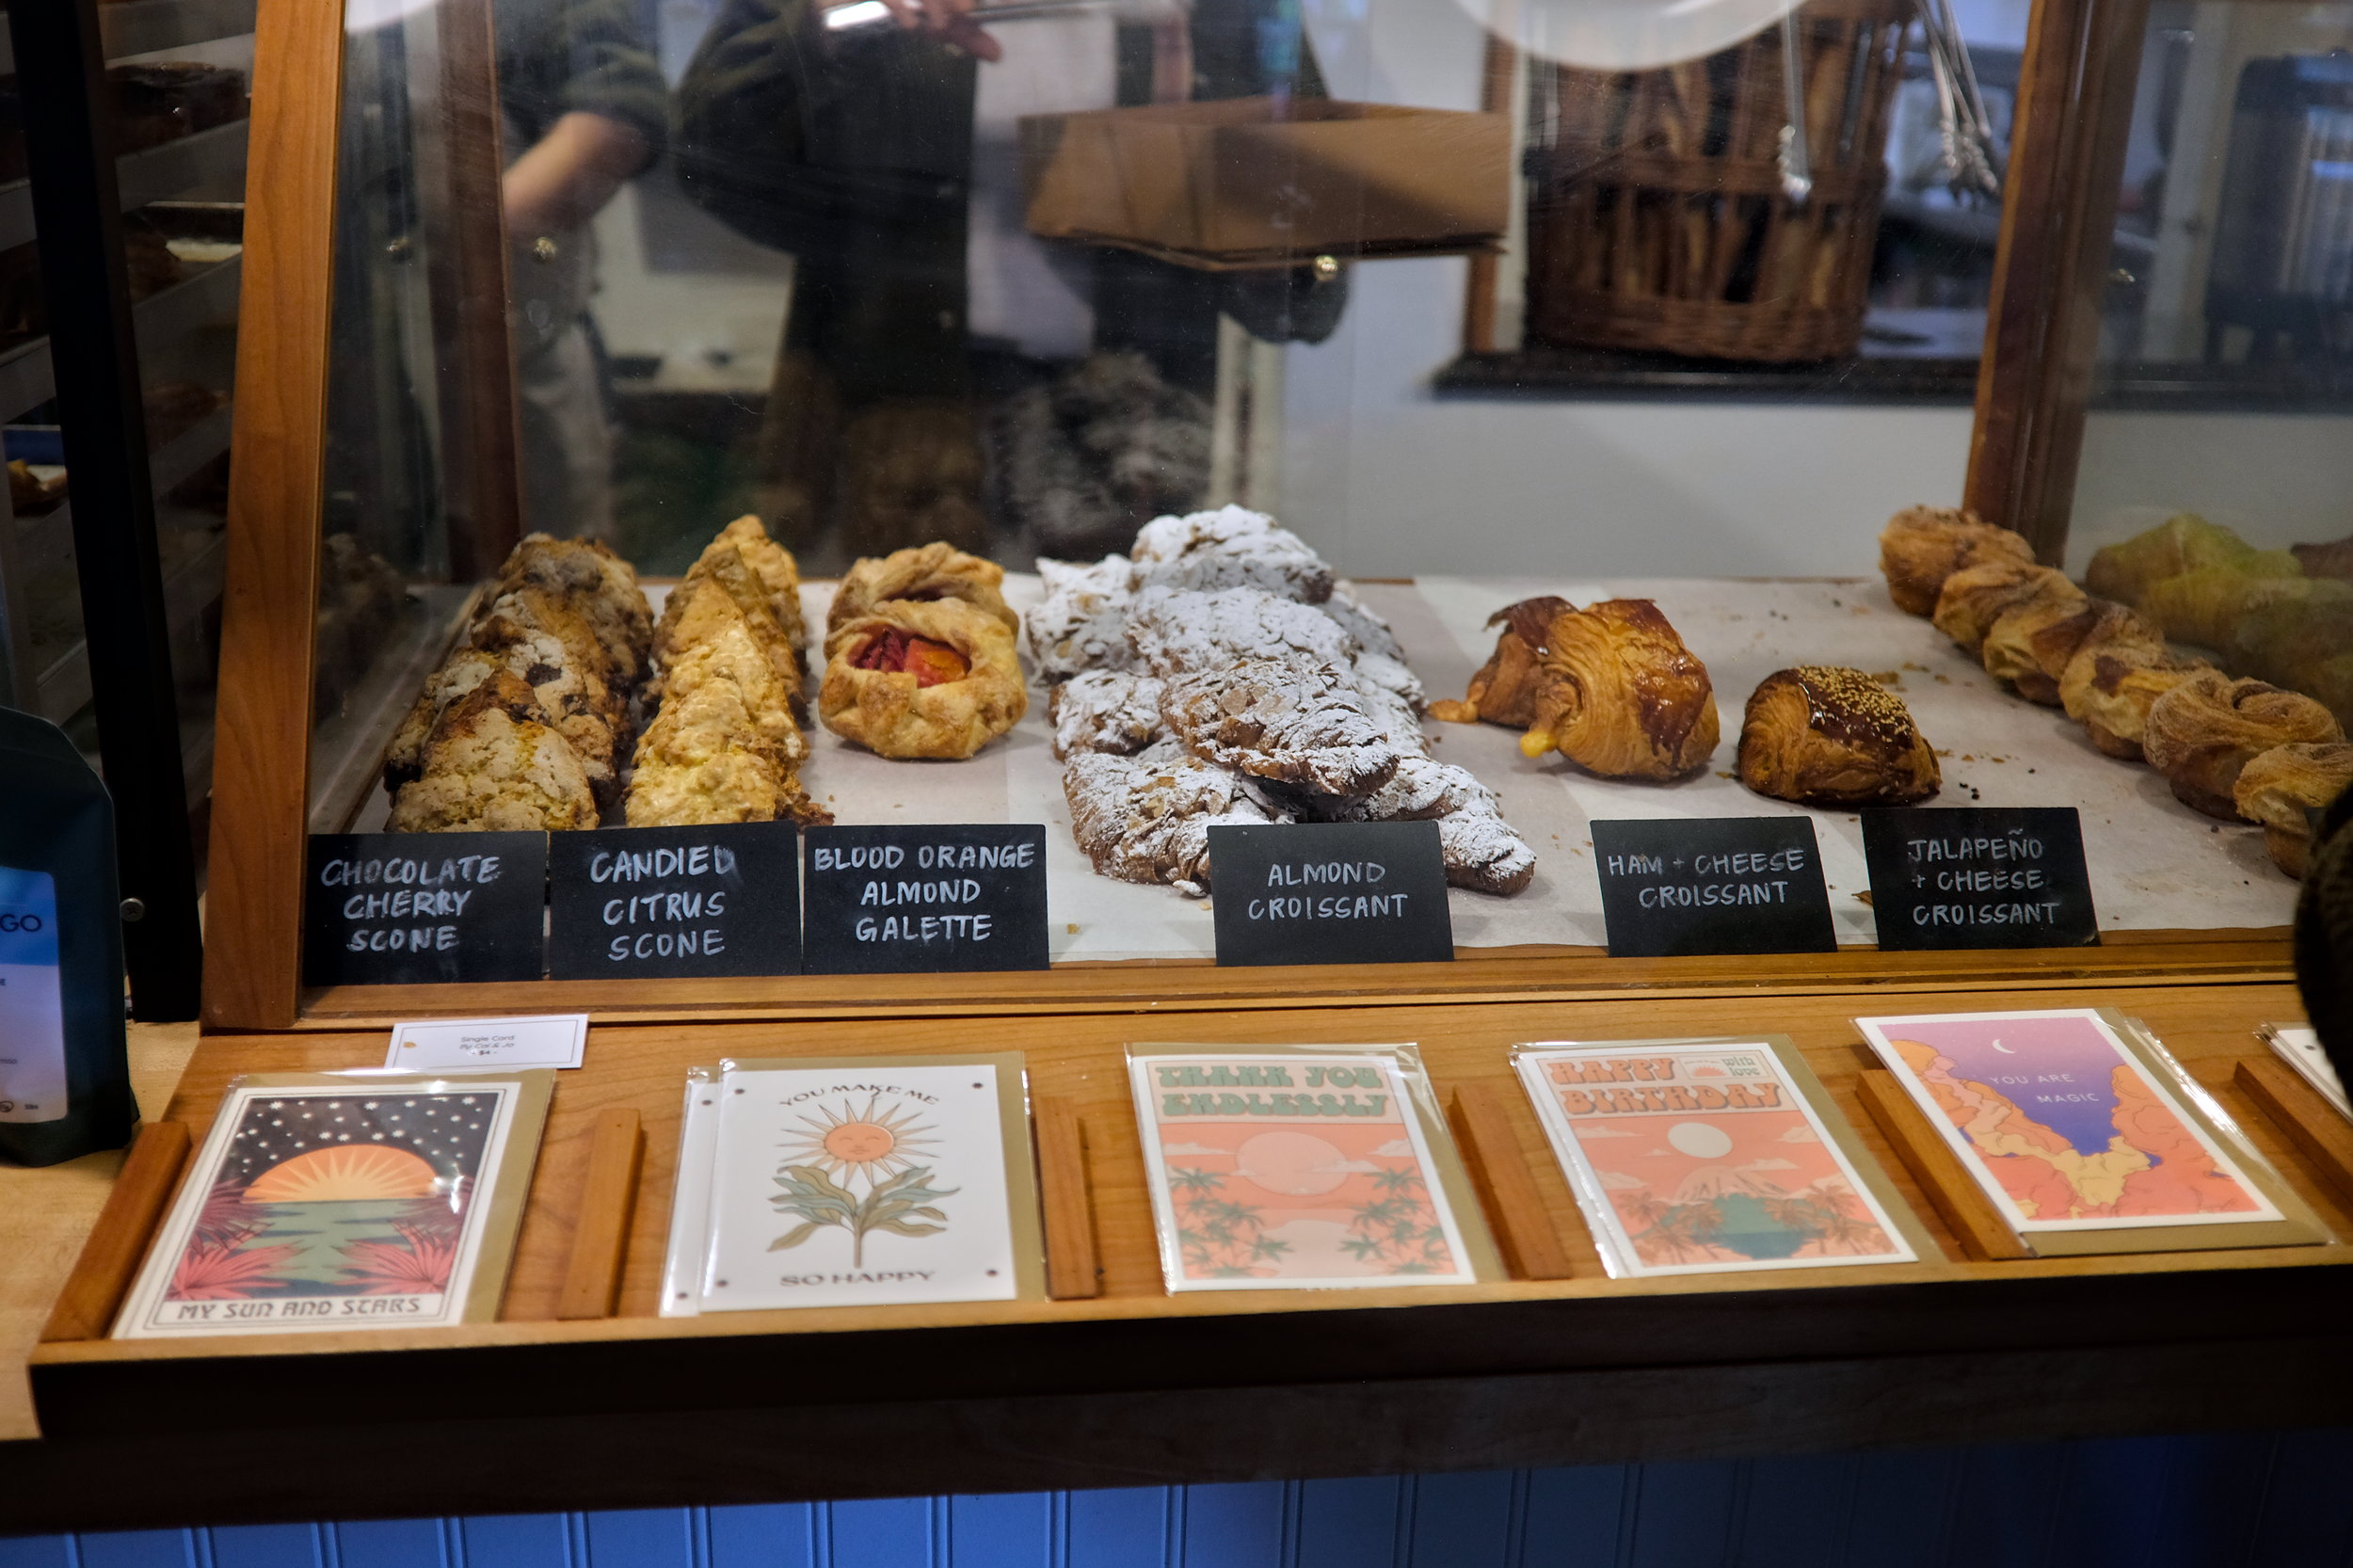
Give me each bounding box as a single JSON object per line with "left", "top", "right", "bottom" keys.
{"left": 0, "top": 0, "right": 256, "bottom": 1019}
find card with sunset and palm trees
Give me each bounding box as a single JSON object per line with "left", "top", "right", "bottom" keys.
{"left": 1128, "top": 1045, "right": 1497, "bottom": 1292}
{"left": 1514, "top": 1038, "right": 1927, "bottom": 1280}
{"left": 114, "top": 1070, "right": 552, "bottom": 1338}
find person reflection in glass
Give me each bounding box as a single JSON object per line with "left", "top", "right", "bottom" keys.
{"left": 673, "top": 0, "right": 1346, "bottom": 565}
{"left": 498, "top": 0, "right": 667, "bottom": 540}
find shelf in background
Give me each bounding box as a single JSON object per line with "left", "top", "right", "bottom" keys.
{"left": 0, "top": 120, "right": 251, "bottom": 255}
{"left": 10, "top": 400, "right": 232, "bottom": 583}
{"left": 31, "top": 522, "right": 224, "bottom": 725}
{"left": 99, "top": 0, "right": 260, "bottom": 60}
{"left": 0, "top": 252, "right": 242, "bottom": 427}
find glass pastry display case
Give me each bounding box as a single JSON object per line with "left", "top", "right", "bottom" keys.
{"left": 20, "top": 0, "right": 2353, "bottom": 1528}
{"left": 197, "top": 0, "right": 2343, "bottom": 1030}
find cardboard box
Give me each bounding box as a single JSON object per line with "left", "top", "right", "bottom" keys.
{"left": 1021, "top": 97, "right": 1508, "bottom": 269}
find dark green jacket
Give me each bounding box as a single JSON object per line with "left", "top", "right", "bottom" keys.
{"left": 673, "top": 0, "right": 1345, "bottom": 399}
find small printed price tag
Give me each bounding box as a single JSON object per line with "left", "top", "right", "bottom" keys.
{"left": 1861, "top": 807, "right": 2098, "bottom": 950}
{"left": 1205, "top": 820, "right": 1454, "bottom": 967}
{"left": 1590, "top": 817, "right": 1835, "bottom": 958}
{"left": 385, "top": 1013, "right": 588, "bottom": 1071}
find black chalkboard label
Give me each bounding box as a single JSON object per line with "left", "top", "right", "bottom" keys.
{"left": 1590, "top": 817, "right": 1836, "bottom": 958}
{"left": 1861, "top": 807, "right": 2099, "bottom": 950}
{"left": 801, "top": 824, "right": 1049, "bottom": 973}
{"left": 546, "top": 823, "right": 800, "bottom": 980}
{"left": 1207, "top": 821, "right": 1454, "bottom": 967}
{"left": 302, "top": 832, "right": 547, "bottom": 985}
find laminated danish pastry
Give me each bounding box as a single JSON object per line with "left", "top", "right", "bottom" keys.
{"left": 2233, "top": 742, "right": 2353, "bottom": 877}
{"left": 1517, "top": 599, "right": 1719, "bottom": 780}
{"left": 825, "top": 542, "right": 1016, "bottom": 649}
{"left": 1737, "top": 665, "right": 1940, "bottom": 808}
{"left": 821, "top": 597, "right": 1028, "bottom": 759}
{"left": 2058, "top": 644, "right": 2214, "bottom": 760}
{"left": 1878, "top": 505, "right": 2036, "bottom": 616}
{"left": 1930, "top": 561, "right": 2083, "bottom": 653}
{"left": 2143, "top": 672, "right": 2344, "bottom": 820}
{"left": 1984, "top": 598, "right": 2158, "bottom": 708}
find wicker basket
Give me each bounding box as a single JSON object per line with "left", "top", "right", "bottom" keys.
{"left": 1525, "top": 0, "right": 1913, "bottom": 362}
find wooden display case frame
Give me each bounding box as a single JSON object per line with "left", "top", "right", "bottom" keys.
{"left": 200, "top": 0, "right": 2286, "bottom": 1034}
{"left": 55, "top": 0, "right": 2328, "bottom": 1535}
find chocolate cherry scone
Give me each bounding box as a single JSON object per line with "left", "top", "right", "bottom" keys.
{"left": 821, "top": 597, "right": 1027, "bottom": 760}
{"left": 1737, "top": 665, "right": 1940, "bottom": 808}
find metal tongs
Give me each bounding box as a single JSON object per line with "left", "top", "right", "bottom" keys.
{"left": 1776, "top": 9, "right": 1814, "bottom": 205}
{"left": 1915, "top": 0, "right": 2003, "bottom": 200}
{"left": 825, "top": 0, "right": 1110, "bottom": 29}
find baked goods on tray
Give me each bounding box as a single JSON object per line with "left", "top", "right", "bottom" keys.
{"left": 825, "top": 542, "right": 1016, "bottom": 647}
{"left": 1034, "top": 506, "right": 1535, "bottom": 898}
{"left": 1517, "top": 599, "right": 1719, "bottom": 781}
{"left": 1160, "top": 659, "right": 1402, "bottom": 797}
{"left": 383, "top": 533, "right": 649, "bottom": 830}
{"left": 1130, "top": 504, "right": 1334, "bottom": 602}
{"left": 1064, "top": 742, "right": 1284, "bottom": 898}
{"left": 1984, "top": 598, "right": 2157, "bottom": 707}
{"left": 1736, "top": 666, "right": 1940, "bottom": 808}
{"left": 1879, "top": 505, "right": 2038, "bottom": 616}
{"left": 654, "top": 534, "right": 807, "bottom": 709}
{"left": 1931, "top": 561, "right": 2084, "bottom": 653}
{"left": 2234, "top": 743, "right": 2353, "bottom": 878}
{"left": 1429, "top": 595, "right": 1571, "bottom": 728}
{"left": 387, "top": 672, "right": 600, "bottom": 832}
{"left": 2143, "top": 673, "right": 2345, "bottom": 820}
{"left": 1049, "top": 669, "right": 1166, "bottom": 759}
{"left": 821, "top": 597, "right": 1027, "bottom": 760}
{"left": 2058, "top": 643, "right": 2213, "bottom": 761}
{"left": 627, "top": 517, "right": 826, "bottom": 826}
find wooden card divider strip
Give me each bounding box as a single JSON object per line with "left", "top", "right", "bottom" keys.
{"left": 1449, "top": 1081, "right": 1579, "bottom": 1280}
{"left": 1035, "top": 1096, "right": 1101, "bottom": 1300}
{"left": 2233, "top": 1059, "right": 2353, "bottom": 1209}
{"left": 554, "top": 1109, "right": 643, "bottom": 1321}
{"left": 40, "top": 1121, "right": 191, "bottom": 1342}
{"left": 1855, "top": 1071, "right": 2032, "bottom": 1262}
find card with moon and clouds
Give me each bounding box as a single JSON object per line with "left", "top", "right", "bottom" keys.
{"left": 1857, "top": 1008, "right": 2325, "bottom": 1255}
{"left": 115, "top": 1070, "right": 552, "bottom": 1338}
{"left": 1128, "top": 1044, "right": 1497, "bottom": 1292}
{"left": 1513, "top": 1038, "right": 1925, "bottom": 1279}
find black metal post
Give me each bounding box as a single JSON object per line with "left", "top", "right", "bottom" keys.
{"left": 15, "top": 0, "right": 206, "bottom": 1020}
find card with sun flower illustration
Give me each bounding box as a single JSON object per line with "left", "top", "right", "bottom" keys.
{"left": 113, "top": 1070, "right": 552, "bottom": 1338}
{"left": 1128, "top": 1044, "right": 1497, "bottom": 1292}
{"left": 1513, "top": 1038, "right": 1927, "bottom": 1280}
{"left": 684, "top": 1055, "right": 1044, "bottom": 1312}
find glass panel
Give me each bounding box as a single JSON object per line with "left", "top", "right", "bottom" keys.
{"left": 303, "top": 0, "right": 2319, "bottom": 969}
{"left": 2067, "top": 0, "right": 2353, "bottom": 728}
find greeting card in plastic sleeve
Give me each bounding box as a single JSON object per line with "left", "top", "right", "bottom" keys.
{"left": 1513, "top": 1037, "right": 1922, "bottom": 1278}
{"left": 690, "top": 1055, "right": 1044, "bottom": 1312}
{"left": 114, "top": 1070, "right": 552, "bottom": 1337}
{"left": 1128, "top": 1044, "right": 1496, "bottom": 1291}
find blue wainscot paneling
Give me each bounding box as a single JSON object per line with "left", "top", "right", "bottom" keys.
{"left": 8, "top": 1432, "right": 2353, "bottom": 1568}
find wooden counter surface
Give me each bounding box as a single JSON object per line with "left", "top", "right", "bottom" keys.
{"left": 8, "top": 976, "right": 2350, "bottom": 1531}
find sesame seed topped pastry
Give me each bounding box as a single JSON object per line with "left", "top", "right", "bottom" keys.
{"left": 1737, "top": 665, "right": 1940, "bottom": 808}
